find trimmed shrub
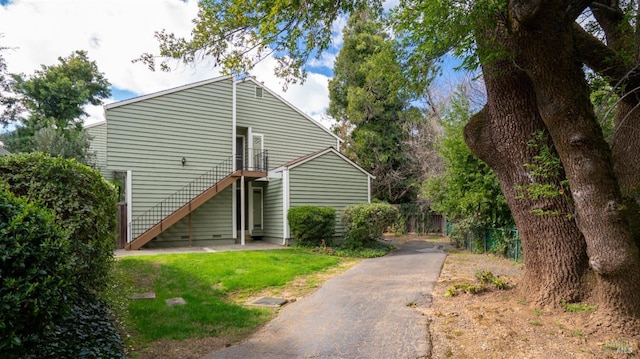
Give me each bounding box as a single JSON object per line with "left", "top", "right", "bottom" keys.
{"left": 0, "top": 186, "right": 76, "bottom": 355}
{"left": 0, "top": 153, "right": 118, "bottom": 294}
{"left": 341, "top": 202, "right": 399, "bottom": 245}
{"left": 288, "top": 206, "right": 336, "bottom": 246}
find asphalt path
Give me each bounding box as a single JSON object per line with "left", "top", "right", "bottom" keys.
{"left": 203, "top": 240, "right": 447, "bottom": 359}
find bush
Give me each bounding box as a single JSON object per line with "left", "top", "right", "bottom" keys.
{"left": 25, "top": 290, "right": 125, "bottom": 359}
{"left": 0, "top": 153, "right": 118, "bottom": 294}
{"left": 288, "top": 206, "right": 336, "bottom": 246}
{"left": 341, "top": 202, "right": 399, "bottom": 245}
{"left": 0, "top": 186, "right": 76, "bottom": 355}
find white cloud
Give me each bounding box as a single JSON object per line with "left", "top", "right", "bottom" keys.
{"left": 0, "top": 0, "right": 334, "bottom": 127}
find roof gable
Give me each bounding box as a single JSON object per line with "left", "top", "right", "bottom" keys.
{"left": 239, "top": 77, "right": 342, "bottom": 143}
{"left": 276, "top": 147, "right": 374, "bottom": 179}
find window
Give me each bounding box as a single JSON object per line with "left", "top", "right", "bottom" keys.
{"left": 255, "top": 86, "right": 263, "bottom": 98}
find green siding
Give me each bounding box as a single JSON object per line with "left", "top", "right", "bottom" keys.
{"left": 289, "top": 151, "right": 369, "bottom": 238}
{"left": 86, "top": 122, "right": 108, "bottom": 178}
{"left": 235, "top": 80, "right": 337, "bottom": 169}
{"left": 106, "top": 78, "right": 234, "bottom": 225}
{"left": 147, "top": 186, "right": 234, "bottom": 247}
{"left": 262, "top": 177, "right": 284, "bottom": 244}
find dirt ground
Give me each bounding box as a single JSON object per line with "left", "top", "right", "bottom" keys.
{"left": 128, "top": 236, "right": 640, "bottom": 358}
{"left": 424, "top": 238, "right": 640, "bottom": 358}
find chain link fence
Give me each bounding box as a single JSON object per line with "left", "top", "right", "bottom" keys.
{"left": 445, "top": 221, "right": 523, "bottom": 262}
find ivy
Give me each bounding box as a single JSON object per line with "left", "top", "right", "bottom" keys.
{"left": 515, "top": 131, "right": 573, "bottom": 217}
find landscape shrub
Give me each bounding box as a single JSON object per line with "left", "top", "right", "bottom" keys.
{"left": 341, "top": 202, "right": 399, "bottom": 246}
{"left": 288, "top": 205, "right": 336, "bottom": 246}
{"left": 0, "top": 186, "right": 76, "bottom": 356}
{"left": 24, "top": 289, "right": 125, "bottom": 359}
{"left": 0, "top": 153, "right": 118, "bottom": 294}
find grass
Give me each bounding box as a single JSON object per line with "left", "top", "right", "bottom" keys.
{"left": 603, "top": 339, "right": 634, "bottom": 354}
{"left": 111, "top": 249, "right": 345, "bottom": 346}
{"left": 560, "top": 300, "right": 597, "bottom": 313}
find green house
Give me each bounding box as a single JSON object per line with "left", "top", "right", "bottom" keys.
{"left": 88, "top": 75, "right": 373, "bottom": 250}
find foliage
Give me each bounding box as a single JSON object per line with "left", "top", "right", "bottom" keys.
{"left": 114, "top": 250, "right": 340, "bottom": 344}
{"left": 332, "top": 242, "right": 395, "bottom": 258}
{"left": 397, "top": 202, "right": 437, "bottom": 234}
{"left": 0, "top": 44, "right": 12, "bottom": 121}
{"left": 341, "top": 202, "right": 399, "bottom": 245}
{"left": 587, "top": 73, "right": 617, "bottom": 141}
{"left": 24, "top": 289, "right": 125, "bottom": 359}
{"left": 1, "top": 50, "right": 110, "bottom": 165}
{"left": 603, "top": 339, "right": 634, "bottom": 354}
{"left": 0, "top": 186, "right": 75, "bottom": 356}
{"left": 515, "top": 131, "right": 572, "bottom": 217}
{"left": 444, "top": 282, "right": 487, "bottom": 297}
{"left": 299, "top": 238, "right": 396, "bottom": 258}
{"left": 0, "top": 153, "right": 118, "bottom": 294}
{"left": 475, "top": 270, "right": 509, "bottom": 290}
{"left": 446, "top": 221, "right": 522, "bottom": 261}
{"left": 287, "top": 206, "right": 336, "bottom": 246}
{"left": 139, "top": 0, "right": 379, "bottom": 84}
{"left": 560, "top": 300, "right": 597, "bottom": 313}
{"left": 328, "top": 8, "right": 432, "bottom": 204}
{"left": 445, "top": 270, "right": 509, "bottom": 297}
{"left": 425, "top": 89, "right": 512, "bottom": 229}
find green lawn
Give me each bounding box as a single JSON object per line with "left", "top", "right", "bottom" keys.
{"left": 112, "top": 249, "right": 343, "bottom": 344}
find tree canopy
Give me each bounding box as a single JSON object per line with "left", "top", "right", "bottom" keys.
{"left": 328, "top": 8, "right": 430, "bottom": 204}
{"left": 1, "top": 50, "right": 110, "bottom": 163}
{"left": 425, "top": 87, "right": 512, "bottom": 229}
{"left": 138, "top": 0, "right": 376, "bottom": 84}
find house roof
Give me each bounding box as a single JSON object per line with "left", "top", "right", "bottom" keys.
{"left": 0, "top": 146, "right": 11, "bottom": 156}
{"left": 274, "top": 147, "right": 375, "bottom": 179}
{"left": 84, "top": 120, "right": 106, "bottom": 129}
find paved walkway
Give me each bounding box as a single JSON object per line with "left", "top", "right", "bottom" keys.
{"left": 203, "top": 240, "right": 447, "bottom": 359}
{"left": 114, "top": 241, "right": 287, "bottom": 258}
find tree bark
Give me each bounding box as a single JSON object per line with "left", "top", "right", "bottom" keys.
{"left": 510, "top": 0, "right": 640, "bottom": 322}
{"left": 465, "top": 24, "right": 588, "bottom": 305}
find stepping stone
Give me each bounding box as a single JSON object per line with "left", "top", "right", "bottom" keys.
{"left": 248, "top": 297, "right": 288, "bottom": 308}
{"left": 131, "top": 292, "right": 156, "bottom": 300}
{"left": 165, "top": 297, "right": 187, "bottom": 306}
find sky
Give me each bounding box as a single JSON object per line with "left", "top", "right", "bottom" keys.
{"left": 0, "top": 0, "right": 355, "bottom": 128}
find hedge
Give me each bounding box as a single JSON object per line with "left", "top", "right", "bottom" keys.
{"left": 0, "top": 186, "right": 76, "bottom": 355}
{"left": 341, "top": 202, "right": 399, "bottom": 245}
{"left": 287, "top": 206, "right": 336, "bottom": 246}
{"left": 0, "top": 153, "right": 118, "bottom": 294}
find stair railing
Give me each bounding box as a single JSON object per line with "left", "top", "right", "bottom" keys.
{"left": 130, "top": 150, "right": 268, "bottom": 241}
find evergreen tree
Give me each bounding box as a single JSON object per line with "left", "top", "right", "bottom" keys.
{"left": 328, "top": 8, "right": 426, "bottom": 204}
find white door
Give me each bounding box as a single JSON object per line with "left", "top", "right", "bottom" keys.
{"left": 249, "top": 133, "right": 264, "bottom": 170}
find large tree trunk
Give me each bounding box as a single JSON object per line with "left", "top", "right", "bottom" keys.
{"left": 510, "top": 0, "right": 640, "bottom": 323}
{"left": 465, "top": 25, "right": 588, "bottom": 305}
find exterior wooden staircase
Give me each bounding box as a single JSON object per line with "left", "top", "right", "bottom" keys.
{"left": 126, "top": 152, "right": 268, "bottom": 250}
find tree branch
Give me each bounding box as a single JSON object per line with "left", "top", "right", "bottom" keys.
{"left": 572, "top": 23, "right": 640, "bottom": 90}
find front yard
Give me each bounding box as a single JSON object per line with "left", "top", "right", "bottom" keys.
{"left": 109, "top": 249, "right": 361, "bottom": 358}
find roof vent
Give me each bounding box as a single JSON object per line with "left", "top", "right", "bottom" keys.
{"left": 255, "top": 86, "right": 263, "bottom": 98}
